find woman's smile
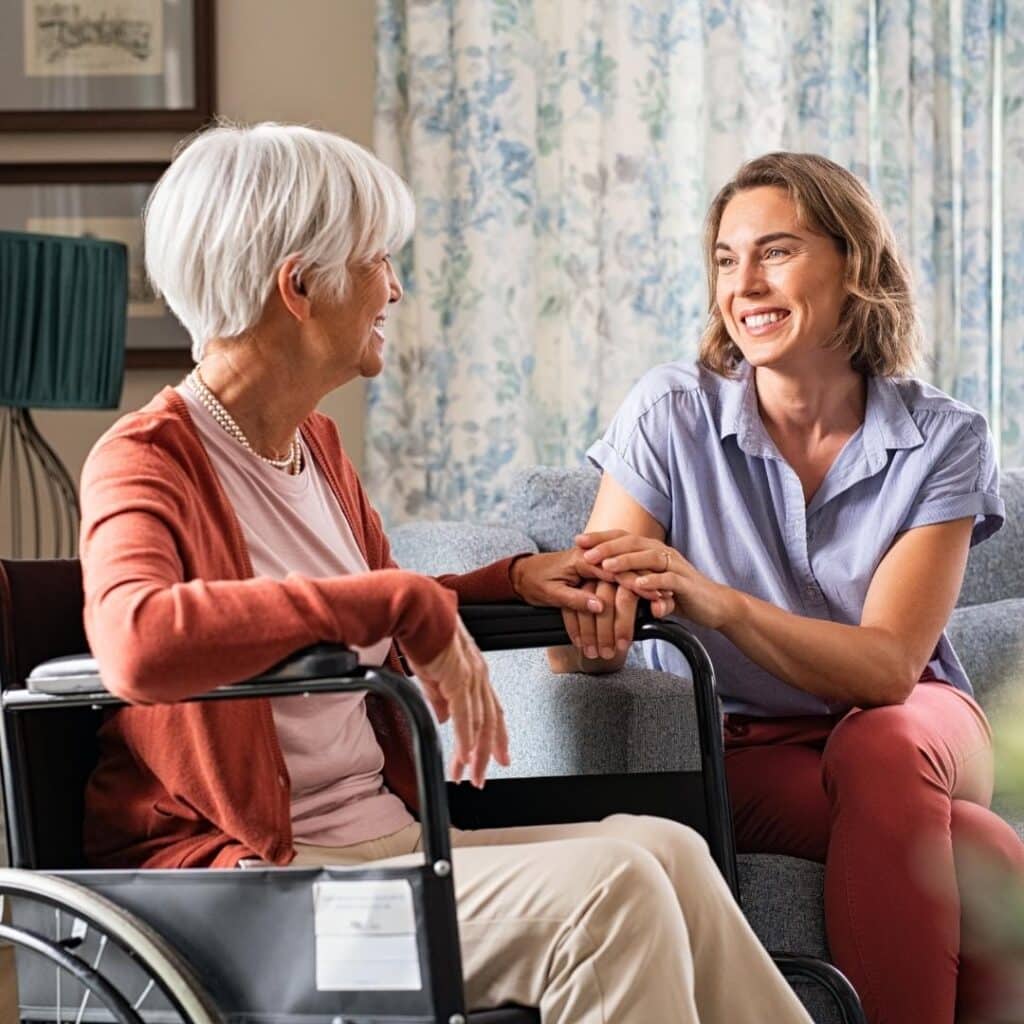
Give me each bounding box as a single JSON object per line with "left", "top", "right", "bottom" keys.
{"left": 738, "top": 307, "right": 791, "bottom": 337}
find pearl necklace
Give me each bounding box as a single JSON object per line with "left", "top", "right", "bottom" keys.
{"left": 187, "top": 368, "right": 303, "bottom": 475}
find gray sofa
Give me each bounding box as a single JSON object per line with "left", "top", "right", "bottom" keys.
{"left": 391, "top": 465, "right": 1024, "bottom": 1022}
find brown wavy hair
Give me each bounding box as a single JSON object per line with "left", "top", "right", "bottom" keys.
{"left": 699, "top": 152, "right": 921, "bottom": 377}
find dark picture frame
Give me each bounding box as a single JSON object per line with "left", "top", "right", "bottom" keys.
{"left": 0, "top": 0, "right": 215, "bottom": 132}
{"left": 0, "top": 162, "right": 192, "bottom": 370}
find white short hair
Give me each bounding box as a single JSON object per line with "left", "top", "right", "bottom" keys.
{"left": 144, "top": 121, "right": 415, "bottom": 360}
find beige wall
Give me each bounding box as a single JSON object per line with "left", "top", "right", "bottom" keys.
{"left": 1, "top": 0, "right": 377, "bottom": 504}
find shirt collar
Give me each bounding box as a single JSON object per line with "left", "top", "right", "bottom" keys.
{"left": 716, "top": 362, "right": 752, "bottom": 438}
{"left": 716, "top": 361, "right": 923, "bottom": 461}
{"left": 716, "top": 362, "right": 777, "bottom": 458}
{"left": 864, "top": 374, "right": 924, "bottom": 455}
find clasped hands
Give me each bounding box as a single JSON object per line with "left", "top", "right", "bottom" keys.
{"left": 561, "top": 530, "right": 683, "bottom": 662}
{"left": 565, "top": 530, "right": 736, "bottom": 651}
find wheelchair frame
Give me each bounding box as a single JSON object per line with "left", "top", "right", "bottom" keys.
{"left": 0, "top": 593, "right": 865, "bottom": 1024}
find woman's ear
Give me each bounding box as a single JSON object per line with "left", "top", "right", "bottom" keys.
{"left": 277, "top": 254, "right": 311, "bottom": 321}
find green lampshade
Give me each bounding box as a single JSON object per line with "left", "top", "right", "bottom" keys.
{"left": 0, "top": 229, "right": 127, "bottom": 409}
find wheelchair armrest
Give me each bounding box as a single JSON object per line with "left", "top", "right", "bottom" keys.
{"left": 248, "top": 644, "right": 360, "bottom": 682}
{"left": 23, "top": 644, "right": 360, "bottom": 700}
{"left": 458, "top": 603, "right": 569, "bottom": 649}
{"left": 12, "top": 645, "right": 452, "bottom": 868}
{"left": 25, "top": 654, "right": 105, "bottom": 696}
{"left": 459, "top": 600, "right": 661, "bottom": 650}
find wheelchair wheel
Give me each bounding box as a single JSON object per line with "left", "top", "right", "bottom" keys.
{"left": 0, "top": 870, "right": 221, "bottom": 1024}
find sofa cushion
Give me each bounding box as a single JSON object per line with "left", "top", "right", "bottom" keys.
{"left": 431, "top": 647, "right": 702, "bottom": 777}
{"left": 499, "top": 466, "right": 601, "bottom": 552}
{"left": 959, "top": 468, "right": 1024, "bottom": 607}
{"left": 739, "top": 853, "right": 828, "bottom": 958}
{"left": 388, "top": 521, "right": 537, "bottom": 576}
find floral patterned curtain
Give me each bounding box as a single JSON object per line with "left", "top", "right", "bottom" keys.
{"left": 369, "top": 0, "right": 1024, "bottom": 524}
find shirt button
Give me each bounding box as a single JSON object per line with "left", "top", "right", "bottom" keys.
{"left": 277, "top": 773, "right": 288, "bottom": 789}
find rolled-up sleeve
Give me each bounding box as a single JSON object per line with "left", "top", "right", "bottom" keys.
{"left": 586, "top": 373, "right": 677, "bottom": 531}
{"left": 899, "top": 414, "right": 1005, "bottom": 545}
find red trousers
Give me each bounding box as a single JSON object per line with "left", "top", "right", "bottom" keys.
{"left": 724, "top": 682, "right": 1024, "bottom": 1024}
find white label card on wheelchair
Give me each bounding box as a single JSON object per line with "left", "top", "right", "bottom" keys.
{"left": 313, "top": 879, "right": 422, "bottom": 991}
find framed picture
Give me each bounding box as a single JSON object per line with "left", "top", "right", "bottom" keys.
{"left": 0, "top": 162, "right": 191, "bottom": 369}
{"left": 0, "top": 0, "right": 214, "bottom": 131}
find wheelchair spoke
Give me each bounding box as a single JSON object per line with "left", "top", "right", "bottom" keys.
{"left": 55, "top": 909, "right": 63, "bottom": 1024}
{"left": 73, "top": 984, "right": 90, "bottom": 1024}
{"left": 133, "top": 979, "right": 156, "bottom": 1011}
{"left": 74, "top": 934, "right": 108, "bottom": 1024}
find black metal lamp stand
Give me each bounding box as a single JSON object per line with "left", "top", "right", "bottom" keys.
{"left": 0, "top": 406, "right": 80, "bottom": 558}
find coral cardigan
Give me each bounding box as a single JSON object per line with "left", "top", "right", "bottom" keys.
{"left": 80, "top": 387, "right": 520, "bottom": 869}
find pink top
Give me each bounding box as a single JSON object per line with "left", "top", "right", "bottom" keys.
{"left": 178, "top": 385, "right": 414, "bottom": 847}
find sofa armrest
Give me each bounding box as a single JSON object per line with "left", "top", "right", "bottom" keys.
{"left": 948, "top": 598, "right": 1024, "bottom": 717}
{"left": 388, "top": 521, "right": 537, "bottom": 576}
{"left": 498, "top": 466, "right": 600, "bottom": 551}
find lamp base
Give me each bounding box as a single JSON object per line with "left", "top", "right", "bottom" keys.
{"left": 0, "top": 407, "right": 80, "bottom": 559}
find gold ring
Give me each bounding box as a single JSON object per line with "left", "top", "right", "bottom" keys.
{"left": 661, "top": 550, "right": 670, "bottom": 572}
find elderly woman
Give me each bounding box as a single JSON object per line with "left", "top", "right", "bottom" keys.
{"left": 558, "top": 152, "right": 1024, "bottom": 1023}
{"left": 79, "top": 123, "right": 812, "bottom": 1024}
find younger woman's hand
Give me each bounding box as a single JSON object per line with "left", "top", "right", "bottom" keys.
{"left": 576, "top": 531, "right": 733, "bottom": 629}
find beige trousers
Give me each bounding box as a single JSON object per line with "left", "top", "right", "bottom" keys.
{"left": 292, "top": 814, "right": 812, "bottom": 1024}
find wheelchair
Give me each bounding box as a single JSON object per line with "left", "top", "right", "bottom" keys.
{"left": 0, "top": 558, "right": 866, "bottom": 1024}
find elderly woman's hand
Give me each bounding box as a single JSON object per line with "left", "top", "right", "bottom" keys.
{"left": 510, "top": 549, "right": 611, "bottom": 611}
{"left": 407, "top": 617, "right": 510, "bottom": 789}
{"left": 561, "top": 577, "right": 642, "bottom": 666}
{"left": 578, "top": 530, "right": 734, "bottom": 630}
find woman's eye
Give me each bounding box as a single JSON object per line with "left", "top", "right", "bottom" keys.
{"left": 716, "top": 256, "right": 736, "bottom": 268}
{"left": 764, "top": 247, "right": 788, "bottom": 259}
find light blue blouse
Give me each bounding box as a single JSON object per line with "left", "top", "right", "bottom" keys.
{"left": 587, "top": 360, "right": 1005, "bottom": 717}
